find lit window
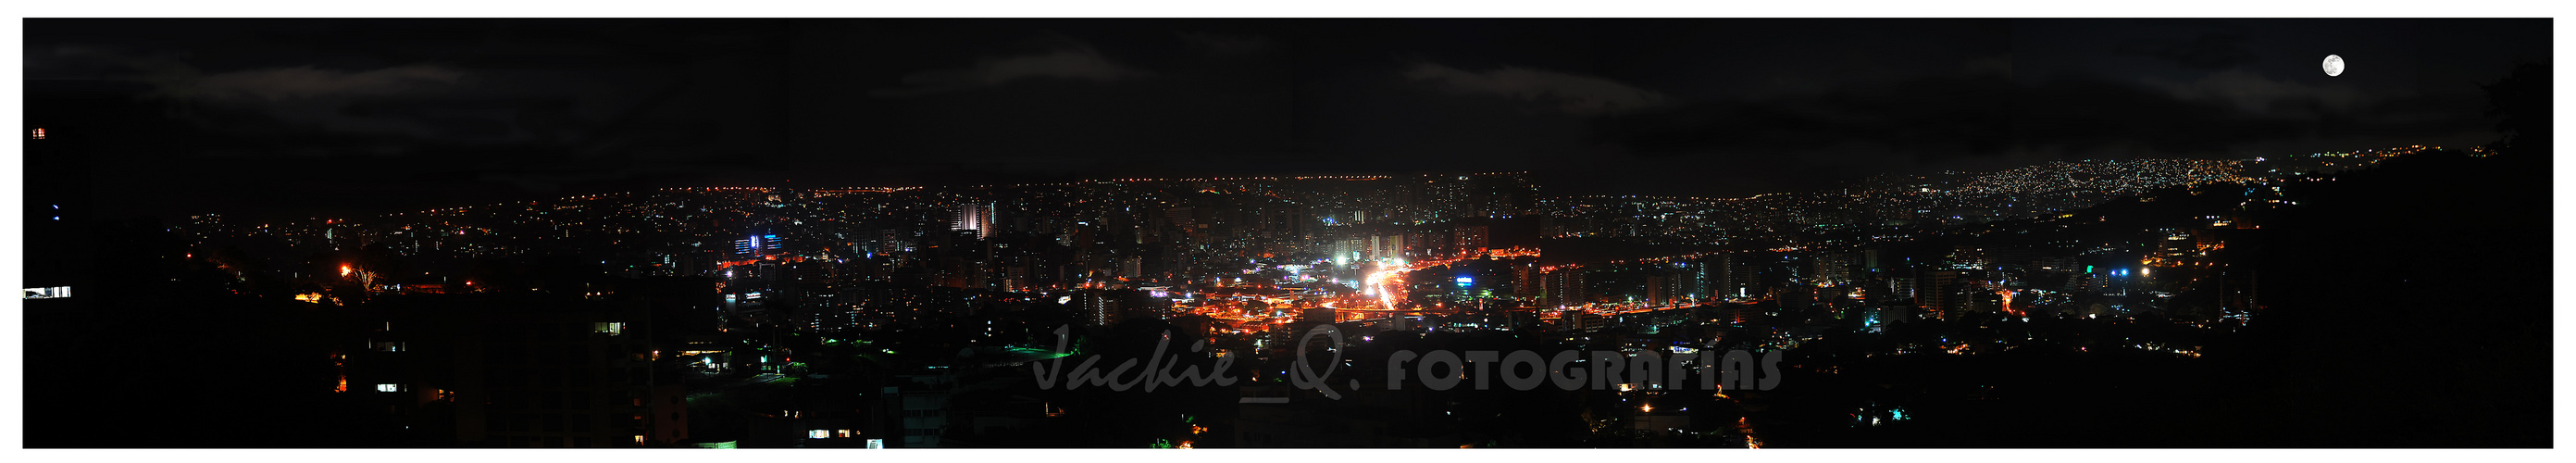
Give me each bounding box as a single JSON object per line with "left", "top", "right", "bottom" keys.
{"left": 634, "top": 435, "right": 646, "bottom": 444}
{"left": 809, "top": 430, "right": 829, "bottom": 439}
{"left": 838, "top": 430, "right": 852, "bottom": 438}
{"left": 22, "top": 286, "right": 71, "bottom": 299}
{"left": 31, "top": 128, "right": 44, "bottom": 140}
{"left": 377, "top": 383, "right": 404, "bottom": 393}
{"left": 593, "top": 322, "right": 625, "bottom": 334}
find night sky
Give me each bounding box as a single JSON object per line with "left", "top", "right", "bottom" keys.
{"left": 23, "top": 19, "right": 2551, "bottom": 221}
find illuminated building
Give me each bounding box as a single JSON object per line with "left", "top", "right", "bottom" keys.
{"left": 1451, "top": 225, "right": 1487, "bottom": 253}
{"left": 1923, "top": 269, "right": 1962, "bottom": 319}
{"left": 1812, "top": 252, "right": 1857, "bottom": 286}
{"left": 1543, "top": 269, "right": 1587, "bottom": 307}
{"left": 342, "top": 294, "right": 692, "bottom": 447}
{"left": 734, "top": 233, "right": 783, "bottom": 258}
{"left": 952, "top": 202, "right": 995, "bottom": 240}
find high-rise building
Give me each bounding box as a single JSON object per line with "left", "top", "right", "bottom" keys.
{"left": 1512, "top": 261, "right": 1541, "bottom": 298}
{"left": 1813, "top": 252, "right": 1857, "bottom": 286}
{"left": 1076, "top": 290, "right": 1121, "bottom": 327}
{"left": 1702, "top": 253, "right": 1763, "bottom": 300}
{"left": 1452, "top": 225, "right": 1488, "bottom": 253}
{"left": 1544, "top": 269, "right": 1587, "bottom": 307}
{"left": 734, "top": 233, "right": 782, "bottom": 258}
{"left": 952, "top": 202, "right": 995, "bottom": 240}
{"left": 1922, "top": 269, "right": 1960, "bottom": 319}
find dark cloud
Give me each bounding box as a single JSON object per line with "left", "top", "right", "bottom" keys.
{"left": 2006, "top": 76, "right": 2305, "bottom": 156}
{"left": 2115, "top": 32, "right": 2260, "bottom": 70}
{"left": 1592, "top": 75, "right": 2015, "bottom": 163}
{"left": 1402, "top": 62, "right": 1670, "bottom": 116}
{"left": 2136, "top": 69, "right": 2371, "bottom": 114}
{"left": 153, "top": 64, "right": 466, "bottom": 101}
{"left": 1177, "top": 31, "right": 1275, "bottom": 56}
{"left": 26, "top": 19, "right": 814, "bottom": 220}
{"left": 20, "top": 19, "right": 2548, "bottom": 219}
{"left": 1957, "top": 55, "right": 2013, "bottom": 78}
{"left": 870, "top": 40, "right": 1151, "bottom": 98}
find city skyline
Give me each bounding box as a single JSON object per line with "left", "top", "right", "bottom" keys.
{"left": 16, "top": 15, "right": 2558, "bottom": 451}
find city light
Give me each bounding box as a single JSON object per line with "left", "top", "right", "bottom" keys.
{"left": 37, "top": 17, "right": 2528, "bottom": 447}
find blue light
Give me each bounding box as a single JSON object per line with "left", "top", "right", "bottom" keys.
{"left": 1455, "top": 277, "right": 1474, "bottom": 285}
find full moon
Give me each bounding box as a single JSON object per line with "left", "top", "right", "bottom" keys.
{"left": 2322, "top": 55, "right": 2345, "bottom": 77}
